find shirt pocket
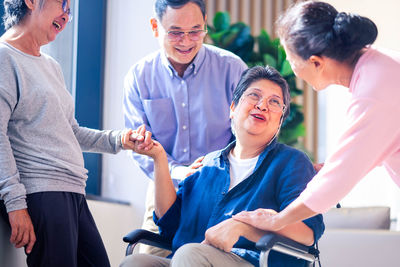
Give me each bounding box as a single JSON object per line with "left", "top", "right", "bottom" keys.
{"left": 142, "top": 98, "right": 177, "bottom": 140}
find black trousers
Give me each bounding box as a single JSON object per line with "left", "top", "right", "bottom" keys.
{"left": 1, "top": 192, "right": 110, "bottom": 267}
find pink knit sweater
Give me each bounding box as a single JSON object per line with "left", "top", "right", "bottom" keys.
{"left": 299, "top": 46, "right": 400, "bottom": 213}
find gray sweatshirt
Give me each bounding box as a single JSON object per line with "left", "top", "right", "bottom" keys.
{"left": 0, "top": 42, "right": 123, "bottom": 213}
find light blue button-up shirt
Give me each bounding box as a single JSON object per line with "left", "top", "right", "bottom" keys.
{"left": 123, "top": 44, "right": 247, "bottom": 179}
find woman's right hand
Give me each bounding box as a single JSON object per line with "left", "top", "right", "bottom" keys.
{"left": 233, "top": 208, "right": 282, "bottom": 231}
{"left": 129, "top": 125, "right": 164, "bottom": 159}
{"left": 8, "top": 209, "right": 36, "bottom": 254}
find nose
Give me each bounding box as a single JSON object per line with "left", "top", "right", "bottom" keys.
{"left": 61, "top": 12, "right": 68, "bottom": 22}
{"left": 179, "top": 33, "right": 192, "bottom": 45}
{"left": 255, "top": 99, "right": 268, "bottom": 112}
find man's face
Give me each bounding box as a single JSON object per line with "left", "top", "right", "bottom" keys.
{"left": 155, "top": 2, "right": 206, "bottom": 69}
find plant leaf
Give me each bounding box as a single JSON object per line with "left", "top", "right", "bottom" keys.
{"left": 277, "top": 45, "right": 286, "bottom": 68}
{"left": 280, "top": 60, "right": 294, "bottom": 77}
{"left": 258, "top": 29, "right": 271, "bottom": 55}
{"left": 213, "top": 12, "right": 230, "bottom": 32}
{"left": 263, "top": 54, "right": 277, "bottom": 69}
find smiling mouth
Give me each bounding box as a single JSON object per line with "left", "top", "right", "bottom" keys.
{"left": 176, "top": 47, "right": 193, "bottom": 54}
{"left": 53, "top": 21, "right": 61, "bottom": 31}
{"left": 252, "top": 114, "right": 266, "bottom": 121}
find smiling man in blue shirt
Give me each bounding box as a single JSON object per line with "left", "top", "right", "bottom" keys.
{"left": 123, "top": 0, "right": 247, "bottom": 256}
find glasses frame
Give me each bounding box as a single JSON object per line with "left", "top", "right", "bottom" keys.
{"left": 159, "top": 23, "right": 208, "bottom": 42}
{"left": 242, "top": 91, "right": 286, "bottom": 113}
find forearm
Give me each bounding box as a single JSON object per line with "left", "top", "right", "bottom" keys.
{"left": 273, "top": 200, "right": 317, "bottom": 236}
{"left": 275, "top": 220, "right": 314, "bottom": 246}
{"left": 238, "top": 222, "right": 266, "bottom": 243}
{"left": 240, "top": 218, "right": 314, "bottom": 246}
{"left": 153, "top": 152, "right": 177, "bottom": 218}
{"left": 0, "top": 137, "right": 27, "bottom": 212}
{"left": 73, "top": 124, "right": 121, "bottom": 154}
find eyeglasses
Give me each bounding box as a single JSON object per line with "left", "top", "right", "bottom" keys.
{"left": 162, "top": 26, "right": 207, "bottom": 42}
{"left": 61, "top": 0, "right": 73, "bottom": 22}
{"left": 242, "top": 90, "right": 286, "bottom": 113}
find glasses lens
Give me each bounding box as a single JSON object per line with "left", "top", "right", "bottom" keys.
{"left": 62, "top": 0, "right": 67, "bottom": 12}
{"left": 167, "top": 30, "right": 206, "bottom": 41}
{"left": 244, "top": 92, "right": 261, "bottom": 104}
{"left": 188, "top": 30, "right": 206, "bottom": 41}
{"left": 244, "top": 92, "right": 284, "bottom": 113}
{"left": 167, "top": 31, "right": 184, "bottom": 42}
{"left": 268, "top": 97, "right": 284, "bottom": 112}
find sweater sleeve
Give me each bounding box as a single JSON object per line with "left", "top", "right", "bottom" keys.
{"left": 299, "top": 98, "right": 400, "bottom": 213}
{"left": 0, "top": 85, "right": 27, "bottom": 213}
{"left": 71, "top": 117, "right": 123, "bottom": 154}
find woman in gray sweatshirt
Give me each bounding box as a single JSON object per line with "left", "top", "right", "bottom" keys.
{"left": 0, "top": 1, "right": 135, "bottom": 266}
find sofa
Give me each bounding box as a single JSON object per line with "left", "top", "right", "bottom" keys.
{"left": 318, "top": 206, "right": 400, "bottom": 267}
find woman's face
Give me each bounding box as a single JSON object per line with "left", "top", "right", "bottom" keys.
{"left": 29, "top": 0, "right": 71, "bottom": 45}
{"left": 283, "top": 42, "right": 329, "bottom": 91}
{"left": 230, "top": 79, "right": 285, "bottom": 144}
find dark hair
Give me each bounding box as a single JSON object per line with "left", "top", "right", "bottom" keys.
{"left": 3, "top": 0, "right": 45, "bottom": 30}
{"left": 277, "top": 1, "right": 378, "bottom": 61}
{"left": 155, "top": 0, "right": 206, "bottom": 21}
{"left": 232, "top": 66, "right": 290, "bottom": 122}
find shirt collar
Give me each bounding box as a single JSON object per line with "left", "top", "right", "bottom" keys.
{"left": 217, "top": 138, "right": 278, "bottom": 168}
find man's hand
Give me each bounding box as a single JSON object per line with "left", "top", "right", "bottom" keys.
{"left": 202, "top": 218, "right": 245, "bottom": 252}
{"left": 8, "top": 209, "right": 36, "bottom": 254}
{"left": 233, "top": 208, "right": 281, "bottom": 231}
{"left": 313, "top": 162, "right": 324, "bottom": 173}
{"left": 184, "top": 156, "right": 205, "bottom": 177}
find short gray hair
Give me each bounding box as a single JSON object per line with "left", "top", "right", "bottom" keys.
{"left": 3, "top": 0, "right": 46, "bottom": 30}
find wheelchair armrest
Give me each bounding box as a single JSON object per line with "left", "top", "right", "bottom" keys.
{"left": 123, "top": 229, "right": 172, "bottom": 256}
{"left": 256, "top": 233, "right": 318, "bottom": 264}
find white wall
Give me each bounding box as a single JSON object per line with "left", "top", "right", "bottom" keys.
{"left": 88, "top": 200, "right": 137, "bottom": 267}
{"left": 319, "top": 0, "right": 400, "bottom": 218}
{"left": 102, "top": 0, "right": 157, "bottom": 228}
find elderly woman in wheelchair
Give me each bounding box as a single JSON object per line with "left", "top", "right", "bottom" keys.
{"left": 122, "top": 66, "right": 324, "bottom": 267}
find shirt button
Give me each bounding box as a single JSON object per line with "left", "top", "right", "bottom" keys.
{"left": 183, "top": 148, "right": 187, "bottom": 153}
{"left": 182, "top": 125, "right": 187, "bottom": 130}
{"left": 181, "top": 80, "right": 185, "bottom": 84}
{"left": 182, "top": 103, "right": 186, "bottom": 108}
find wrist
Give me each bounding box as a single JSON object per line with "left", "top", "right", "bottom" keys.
{"left": 153, "top": 150, "right": 167, "bottom": 162}
{"left": 271, "top": 213, "right": 285, "bottom": 231}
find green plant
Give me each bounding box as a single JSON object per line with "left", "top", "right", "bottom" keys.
{"left": 207, "top": 12, "right": 306, "bottom": 148}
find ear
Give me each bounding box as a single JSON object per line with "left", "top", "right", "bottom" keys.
{"left": 309, "top": 55, "right": 324, "bottom": 70}
{"left": 229, "top": 102, "right": 235, "bottom": 118}
{"left": 25, "top": 0, "right": 35, "bottom": 10}
{"left": 150, "top": 18, "right": 159, "bottom": 38}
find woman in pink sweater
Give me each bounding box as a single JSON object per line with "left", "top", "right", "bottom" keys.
{"left": 233, "top": 1, "right": 400, "bottom": 231}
